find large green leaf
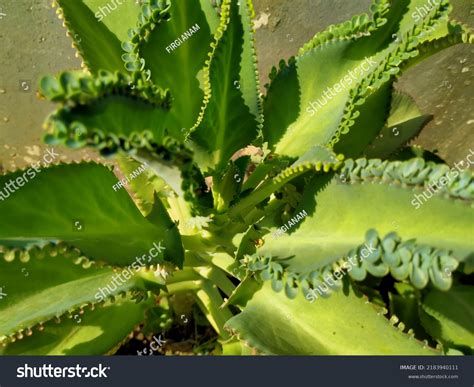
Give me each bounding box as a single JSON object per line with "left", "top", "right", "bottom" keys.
{"left": 365, "top": 92, "right": 432, "bottom": 159}
{"left": 54, "top": 0, "right": 142, "bottom": 72}
{"left": 82, "top": 0, "right": 142, "bottom": 42}
{"left": 41, "top": 70, "right": 170, "bottom": 155}
{"left": 0, "top": 298, "right": 151, "bottom": 355}
{"left": 131, "top": 0, "right": 219, "bottom": 137}
{"left": 258, "top": 158, "right": 474, "bottom": 274}
{"left": 191, "top": 0, "right": 261, "bottom": 172}
{"left": 264, "top": 39, "right": 381, "bottom": 157}
{"left": 400, "top": 19, "right": 474, "bottom": 69}
{"left": 389, "top": 283, "right": 430, "bottom": 341}
{"left": 0, "top": 247, "right": 149, "bottom": 342}
{"left": 116, "top": 154, "right": 174, "bottom": 216}
{"left": 332, "top": 83, "right": 394, "bottom": 159}
{"left": 420, "top": 285, "right": 474, "bottom": 349}
{"left": 263, "top": 0, "right": 452, "bottom": 158}
{"left": 225, "top": 281, "right": 439, "bottom": 355}
{"left": 0, "top": 162, "right": 183, "bottom": 266}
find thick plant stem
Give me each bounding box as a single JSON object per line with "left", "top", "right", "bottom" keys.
{"left": 167, "top": 280, "right": 203, "bottom": 294}
{"left": 195, "top": 280, "right": 233, "bottom": 339}
{"left": 194, "top": 266, "right": 236, "bottom": 297}
{"left": 166, "top": 268, "right": 202, "bottom": 284}
{"left": 228, "top": 180, "right": 277, "bottom": 219}
{"left": 181, "top": 234, "right": 214, "bottom": 253}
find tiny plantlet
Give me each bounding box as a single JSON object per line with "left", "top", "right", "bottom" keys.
{"left": 0, "top": 0, "right": 473, "bottom": 356}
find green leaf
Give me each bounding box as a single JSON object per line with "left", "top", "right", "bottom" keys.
{"left": 0, "top": 247, "right": 149, "bottom": 342}
{"left": 390, "top": 146, "right": 445, "bottom": 163}
{"left": 0, "top": 162, "right": 183, "bottom": 267}
{"left": 389, "top": 283, "right": 430, "bottom": 341}
{"left": 225, "top": 281, "right": 440, "bottom": 355}
{"left": 400, "top": 19, "right": 473, "bottom": 70}
{"left": 116, "top": 154, "right": 173, "bottom": 216}
{"left": 333, "top": 83, "right": 394, "bottom": 158}
{"left": 51, "top": 98, "right": 169, "bottom": 154}
{"left": 293, "top": 145, "right": 341, "bottom": 167}
{"left": 83, "top": 0, "right": 142, "bottom": 42}
{"left": 263, "top": 40, "right": 357, "bottom": 157}
{"left": 258, "top": 158, "right": 474, "bottom": 275}
{"left": 365, "top": 92, "right": 432, "bottom": 159}
{"left": 228, "top": 150, "right": 342, "bottom": 219}
{"left": 193, "top": 279, "right": 233, "bottom": 340}
{"left": 191, "top": 0, "right": 261, "bottom": 172}
{"left": 220, "top": 337, "right": 256, "bottom": 355}
{"left": 240, "top": 157, "right": 288, "bottom": 192}
{"left": 131, "top": 0, "right": 219, "bottom": 137}
{"left": 1, "top": 298, "right": 151, "bottom": 355}
{"left": 222, "top": 276, "right": 262, "bottom": 309}
{"left": 41, "top": 70, "right": 170, "bottom": 156}
{"left": 420, "top": 285, "right": 474, "bottom": 349}
{"left": 263, "top": 0, "right": 452, "bottom": 158}
{"left": 211, "top": 162, "right": 242, "bottom": 212}
{"left": 54, "top": 0, "right": 141, "bottom": 72}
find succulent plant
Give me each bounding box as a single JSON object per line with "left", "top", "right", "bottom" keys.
{"left": 0, "top": 0, "right": 472, "bottom": 355}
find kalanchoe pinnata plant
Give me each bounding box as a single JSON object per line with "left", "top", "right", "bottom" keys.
{"left": 0, "top": 0, "right": 473, "bottom": 355}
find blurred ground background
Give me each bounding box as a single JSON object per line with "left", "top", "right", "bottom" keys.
{"left": 0, "top": 0, "right": 472, "bottom": 171}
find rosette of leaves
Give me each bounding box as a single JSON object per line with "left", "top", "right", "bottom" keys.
{"left": 0, "top": 0, "right": 473, "bottom": 355}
